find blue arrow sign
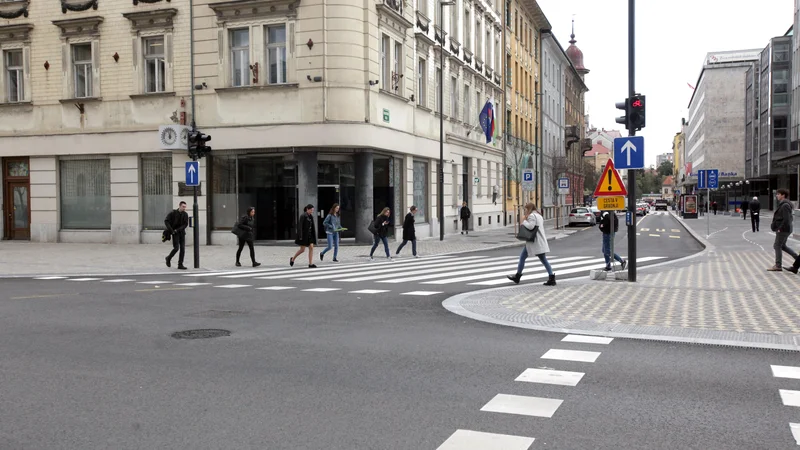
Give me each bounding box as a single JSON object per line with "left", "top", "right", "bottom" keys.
{"left": 696, "top": 169, "right": 706, "bottom": 189}
{"left": 185, "top": 161, "right": 199, "bottom": 187}
{"left": 707, "top": 169, "right": 719, "bottom": 189}
{"left": 613, "top": 136, "right": 645, "bottom": 170}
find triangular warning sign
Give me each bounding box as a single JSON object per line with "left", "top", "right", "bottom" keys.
{"left": 593, "top": 159, "right": 628, "bottom": 197}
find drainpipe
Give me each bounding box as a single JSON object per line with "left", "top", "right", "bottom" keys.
{"left": 501, "top": 0, "right": 507, "bottom": 226}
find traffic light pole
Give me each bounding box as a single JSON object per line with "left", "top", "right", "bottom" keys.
{"left": 190, "top": 0, "right": 200, "bottom": 269}
{"left": 626, "top": 0, "right": 637, "bottom": 282}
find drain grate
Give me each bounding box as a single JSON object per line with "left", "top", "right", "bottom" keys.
{"left": 187, "top": 310, "right": 247, "bottom": 319}
{"left": 171, "top": 329, "right": 231, "bottom": 339}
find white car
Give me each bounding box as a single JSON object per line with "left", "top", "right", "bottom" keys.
{"left": 568, "top": 207, "right": 596, "bottom": 227}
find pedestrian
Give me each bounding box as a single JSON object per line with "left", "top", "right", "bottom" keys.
{"left": 320, "top": 203, "right": 341, "bottom": 262}
{"left": 506, "top": 202, "right": 556, "bottom": 286}
{"left": 492, "top": 184, "right": 499, "bottom": 206}
{"left": 291, "top": 204, "right": 318, "bottom": 268}
{"left": 368, "top": 207, "right": 392, "bottom": 261}
{"left": 741, "top": 197, "right": 748, "bottom": 220}
{"left": 767, "top": 188, "right": 797, "bottom": 272}
{"left": 396, "top": 206, "right": 419, "bottom": 258}
{"left": 598, "top": 210, "right": 627, "bottom": 271}
{"left": 749, "top": 196, "right": 761, "bottom": 232}
{"left": 711, "top": 201, "right": 718, "bottom": 215}
{"left": 460, "top": 201, "right": 471, "bottom": 234}
{"left": 234, "top": 207, "right": 260, "bottom": 267}
{"left": 164, "top": 201, "right": 189, "bottom": 270}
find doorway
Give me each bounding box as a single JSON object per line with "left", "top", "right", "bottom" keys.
{"left": 3, "top": 158, "right": 31, "bottom": 240}
{"left": 317, "top": 185, "right": 339, "bottom": 239}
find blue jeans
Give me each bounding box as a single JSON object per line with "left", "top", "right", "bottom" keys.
{"left": 396, "top": 239, "right": 417, "bottom": 256}
{"left": 370, "top": 235, "right": 390, "bottom": 257}
{"left": 517, "top": 247, "right": 553, "bottom": 276}
{"left": 320, "top": 232, "right": 339, "bottom": 259}
{"left": 602, "top": 233, "right": 624, "bottom": 267}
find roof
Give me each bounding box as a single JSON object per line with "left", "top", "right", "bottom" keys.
{"left": 584, "top": 143, "right": 610, "bottom": 156}
{"left": 662, "top": 175, "right": 674, "bottom": 186}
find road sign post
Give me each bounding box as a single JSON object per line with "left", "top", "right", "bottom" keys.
{"left": 705, "top": 169, "right": 719, "bottom": 238}
{"left": 185, "top": 162, "right": 199, "bottom": 187}
{"left": 521, "top": 169, "right": 535, "bottom": 191}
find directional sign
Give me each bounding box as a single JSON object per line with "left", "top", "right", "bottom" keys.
{"left": 593, "top": 159, "right": 628, "bottom": 197}
{"left": 696, "top": 169, "right": 706, "bottom": 189}
{"left": 521, "top": 168, "right": 535, "bottom": 190}
{"left": 613, "top": 136, "right": 645, "bottom": 170}
{"left": 185, "top": 161, "right": 199, "bottom": 187}
{"left": 707, "top": 169, "right": 719, "bottom": 189}
{"left": 597, "top": 196, "right": 625, "bottom": 210}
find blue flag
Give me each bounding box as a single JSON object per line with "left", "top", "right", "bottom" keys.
{"left": 479, "top": 101, "right": 494, "bottom": 144}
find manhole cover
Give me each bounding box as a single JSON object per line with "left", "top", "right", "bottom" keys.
{"left": 187, "top": 310, "right": 247, "bottom": 318}
{"left": 171, "top": 329, "right": 231, "bottom": 339}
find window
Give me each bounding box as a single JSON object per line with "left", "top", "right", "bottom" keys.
{"left": 450, "top": 76, "right": 457, "bottom": 118}
{"left": 267, "top": 25, "right": 287, "bottom": 84}
{"left": 774, "top": 43, "right": 790, "bottom": 62}
{"left": 72, "top": 44, "right": 93, "bottom": 98}
{"left": 141, "top": 155, "right": 173, "bottom": 230}
{"left": 506, "top": 165, "right": 512, "bottom": 197}
{"left": 495, "top": 34, "right": 500, "bottom": 72}
{"left": 485, "top": 30, "right": 491, "bottom": 67}
{"left": 60, "top": 159, "right": 111, "bottom": 229}
{"left": 774, "top": 69, "right": 789, "bottom": 105}
{"left": 774, "top": 116, "right": 788, "bottom": 152}
{"left": 413, "top": 161, "right": 428, "bottom": 223}
{"left": 393, "top": 41, "right": 402, "bottom": 92}
{"left": 464, "top": 9, "right": 470, "bottom": 50}
{"left": 143, "top": 37, "right": 166, "bottom": 93}
{"left": 476, "top": 20, "right": 482, "bottom": 59}
{"left": 451, "top": 163, "right": 458, "bottom": 206}
{"left": 5, "top": 50, "right": 23, "bottom": 103}
{"left": 476, "top": 159, "right": 482, "bottom": 196}
{"left": 450, "top": 4, "right": 458, "bottom": 41}
{"left": 463, "top": 84, "right": 470, "bottom": 123}
{"left": 435, "top": 67, "right": 442, "bottom": 112}
{"left": 417, "top": 58, "right": 426, "bottom": 106}
{"left": 230, "top": 28, "right": 250, "bottom": 87}
{"left": 381, "top": 34, "right": 390, "bottom": 90}
{"left": 418, "top": 0, "right": 427, "bottom": 17}
{"left": 212, "top": 153, "right": 238, "bottom": 229}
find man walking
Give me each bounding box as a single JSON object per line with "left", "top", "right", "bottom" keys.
{"left": 396, "top": 206, "right": 419, "bottom": 257}
{"left": 599, "top": 210, "right": 626, "bottom": 271}
{"left": 768, "top": 189, "right": 797, "bottom": 271}
{"left": 741, "top": 198, "right": 748, "bottom": 220}
{"left": 749, "top": 196, "right": 761, "bottom": 232}
{"left": 165, "top": 201, "right": 189, "bottom": 270}
{"left": 711, "top": 201, "right": 718, "bottom": 215}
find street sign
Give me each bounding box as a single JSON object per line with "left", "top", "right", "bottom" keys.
{"left": 185, "top": 161, "right": 199, "bottom": 187}
{"left": 707, "top": 169, "right": 719, "bottom": 189}
{"left": 598, "top": 196, "right": 625, "bottom": 210}
{"left": 521, "top": 169, "right": 535, "bottom": 190}
{"left": 696, "top": 169, "right": 706, "bottom": 189}
{"left": 593, "top": 159, "right": 628, "bottom": 197}
{"left": 613, "top": 136, "right": 645, "bottom": 169}
{"left": 557, "top": 177, "right": 569, "bottom": 195}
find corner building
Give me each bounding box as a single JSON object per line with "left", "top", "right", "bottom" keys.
{"left": 0, "top": 0, "right": 505, "bottom": 244}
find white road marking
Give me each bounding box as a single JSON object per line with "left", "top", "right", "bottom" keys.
{"left": 67, "top": 278, "right": 102, "bottom": 281}
{"left": 255, "top": 255, "right": 461, "bottom": 280}
{"left": 349, "top": 289, "right": 390, "bottom": 294}
{"left": 541, "top": 349, "right": 601, "bottom": 363}
{"left": 381, "top": 256, "right": 586, "bottom": 284}
{"left": 436, "top": 430, "right": 535, "bottom": 450}
{"left": 480, "top": 393, "right": 563, "bottom": 418}
{"left": 401, "top": 291, "right": 443, "bottom": 296}
{"left": 256, "top": 286, "right": 296, "bottom": 291}
{"left": 515, "top": 368, "right": 585, "bottom": 386}
{"left": 671, "top": 229, "right": 681, "bottom": 233}
{"left": 214, "top": 284, "right": 252, "bottom": 289}
{"left": 649, "top": 234, "right": 661, "bottom": 237}
{"left": 467, "top": 257, "right": 666, "bottom": 286}
{"left": 137, "top": 281, "right": 173, "bottom": 285}
{"left": 779, "top": 390, "right": 800, "bottom": 407}
{"left": 562, "top": 334, "right": 613, "bottom": 345}
{"left": 101, "top": 279, "right": 135, "bottom": 283}
{"left": 292, "top": 256, "right": 491, "bottom": 282}
{"left": 421, "top": 257, "right": 599, "bottom": 285}
{"left": 175, "top": 282, "right": 212, "bottom": 286}
{"left": 790, "top": 423, "right": 800, "bottom": 445}
{"left": 302, "top": 288, "right": 341, "bottom": 292}
{"left": 669, "top": 236, "right": 681, "bottom": 239}
{"left": 771, "top": 365, "right": 800, "bottom": 380}
{"left": 34, "top": 276, "right": 68, "bottom": 280}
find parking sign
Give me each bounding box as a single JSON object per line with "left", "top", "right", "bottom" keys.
{"left": 521, "top": 169, "right": 535, "bottom": 190}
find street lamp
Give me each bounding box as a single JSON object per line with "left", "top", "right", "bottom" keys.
{"left": 438, "top": 0, "right": 454, "bottom": 241}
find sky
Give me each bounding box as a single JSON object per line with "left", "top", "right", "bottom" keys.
{"left": 537, "top": 0, "right": 794, "bottom": 168}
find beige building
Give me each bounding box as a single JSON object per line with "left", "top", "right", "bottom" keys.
{"left": 0, "top": 0, "right": 504, "bottom": 244}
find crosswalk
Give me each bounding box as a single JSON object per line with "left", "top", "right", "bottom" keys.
{"left": 33, "top": 253, "right": 667, "bottom": 294}
{"left": 770, "top": 364, "right": 800, "bottom": 445}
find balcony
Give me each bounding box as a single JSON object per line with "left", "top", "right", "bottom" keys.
{"left": 376, "top": 0, "right": 414, "bottom": 29}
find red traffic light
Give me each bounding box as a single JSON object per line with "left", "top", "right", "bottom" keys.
{"left": 631, "top": 99, "right": 642, "bottom": 108}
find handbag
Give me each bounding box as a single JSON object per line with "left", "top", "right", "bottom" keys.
{"left": 231, "top": 221, "right": 245, "bottom": 237}
{"left": 517, "top": 225, "right": 539, "bottom": 242}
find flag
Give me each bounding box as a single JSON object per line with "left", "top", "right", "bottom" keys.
{"left": 479, "top": 101, "right": 494, "bottom": 144}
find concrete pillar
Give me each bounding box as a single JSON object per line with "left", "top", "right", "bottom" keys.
{"left": 110, "top": 155, "right": 141, "bottom": 244}
{"left": 297, "top": 151, "right": 318, "bottom": 215}
{"left": 355, "top": 152, "right": 374, "bottom": 244}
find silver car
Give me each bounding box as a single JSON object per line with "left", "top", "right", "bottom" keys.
{"left": 568, "top": 207, "right": 596, "bottom": 227}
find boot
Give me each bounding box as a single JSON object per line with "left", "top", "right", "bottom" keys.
{"left": 543, "top": 274, "right": 556, "bottom": 286}
{"left": 507, "top": 273, "right": 522, "bottom": 284}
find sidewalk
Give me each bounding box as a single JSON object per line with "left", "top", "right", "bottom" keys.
{"left": 0, "top": 223, "right": 575, "bottom": 277}
{"left": 444, "top": 211, "right": 800, "bottom": 351}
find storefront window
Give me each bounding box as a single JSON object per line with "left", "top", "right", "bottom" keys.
{"left": 212, "top": 153, "right": 238, "bottom": 229}
{"left": 60, "top": 158, "right": 111, "bottom": 229}
{"left": 141, "top": 155, "right": 173, "bottom": 230}
{"left": 413, "top": 160, "right": 428, "bottom": 223}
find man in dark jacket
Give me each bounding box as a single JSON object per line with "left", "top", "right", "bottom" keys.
{"left": 598, "top": 211, "right": 626, "bottom": 271}
{"left": 741, "top": 198, "right": 748, "bottom": 220}
{"left": 460, "top": 201, "right": 471, "bottom": 234}
{"left": 749, "top": 196, "right": 761, "bottom": 232}
{"left": 291, "top": 204, "right": 318, "bottom": 268}
{"left": 768, "top": 189, "right": 797, "bottom": 271}
{"left": 396, "top": 206, "right": 418, "bottom": 257}
{"left": 165, "top": 201, "right": 189, "bottom": 270}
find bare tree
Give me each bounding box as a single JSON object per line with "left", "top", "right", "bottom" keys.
{"left": 505, "top": 134, "right": 533, "bottom": 222}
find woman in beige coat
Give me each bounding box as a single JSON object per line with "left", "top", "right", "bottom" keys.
{"left": 507, "top": 202, "right": 556, "bottom": 286}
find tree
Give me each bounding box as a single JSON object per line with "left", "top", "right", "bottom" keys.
{"left": 636, "top": 169, "right": 663, "bottom": 197}
{"left": 657, "top": 160, "right": 673, "bottom": 177}
{"left": 505, "top": 136, "right": 533, "bottom": 218}
{"left": 583, "top": 162, "right": 600, "bottom": 194}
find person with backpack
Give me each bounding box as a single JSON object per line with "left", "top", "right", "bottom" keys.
{"left": 291, "top": 204, "right": 318, "bottom": 268}
{"left": 768, "top": 189, "right": 797, "bottom": 271}
{"left": 164, "top": 201, "right": 189, "bottom": 270}
{"left": 395, "top": 206, "right": 419, "bottom": 258}
{"left": 460, "top": 201, "right": 471, "bottom": 234}
{"left": 234, "top": 207, "right": 260, "bottom": 267}
{"left": 599, "top": 210, "right": 626, "bottom": 271}
{"left": 369, "top": 207, "right": 392, "bottom": 261}
{"left": 320, "top": 203, "right": 342, "bottom": 262}
{"left": 506, "top": 202, "right": 555, "bottom": 286}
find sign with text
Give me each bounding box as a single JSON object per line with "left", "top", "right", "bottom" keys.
{"left": 521, "top": 169, "right": 535, "bottom": 190}
{"left": 597, "top": 196, "right": 625, "bottom": 210}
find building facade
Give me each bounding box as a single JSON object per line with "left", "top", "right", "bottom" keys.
{"left": 540, "top": 29, "right": 566, "bottom": 208}
{"left": 0, "top": 0, "right": 506, "bottom": 243}
{"left": 656, "top": 153, "right": 673, "bottom": 168}
{"left": 560, "top": 27, "right": 589, "bottom": 206}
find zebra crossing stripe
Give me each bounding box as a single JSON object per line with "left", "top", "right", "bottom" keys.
{"left": 790, "top": 423, "right": 799, "bottom": 445}
{"left": 480, "top": 393, "right": 563, "bottom": 418}
{"left": 437, "top": 430, "right": 535, "bottom": 450}
{"left": 515, "top": 368, "right": 585, "bottom": 386}
{"left": 779, "top": 389, "right": 800, "bottom": 407}
{"left": 254, "top": 255, "right": 462, "bottom": 280}
{"left": 384, "top": 256, "right": 587, "bottom": 284}
{"left": 34, "top": 276, "right": 68, "bottom": 280}
{"left": 286, "top": 256, "right": 490, "bottom": 281}
{"left": 771, "top": 365, "right": 800, "bottom": 380}
{"left": 330, "top": 256, "right": 520, "bottom": 282}
{"left": 541, "top": 349, "right": 601, "bottom": 363}
{"left": 562, "top": 335, "right": 613, "bottom": 345}
{"left": 425, "top": 257, "right": 606, "bottom": 285}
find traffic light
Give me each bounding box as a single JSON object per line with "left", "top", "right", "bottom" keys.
{"left": 615, "top": 99, "right": 629, "bottom": 130}
{"left": 187, "top": 129, "right": 212, "bottom": 159}
{"left": 629, "top": 94, "right": 645, "bottom": 131}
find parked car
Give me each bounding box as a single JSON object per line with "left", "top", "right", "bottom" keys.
{"left": 588, "top": 206, "right": 603, "bottom": 223}
{"left": 568, "top": 207, "right": 596, "bottom": 227}
{"left": 654, "top": 199, "right": 669, "bottom": 211}
{"left": 636, "top": 203, "right": 649, "bottom": 216}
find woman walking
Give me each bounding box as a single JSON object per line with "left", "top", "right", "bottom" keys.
{"left": 320, "top": 203, "right": 342, "bottom": 262}
{"left": 395, "top": 206, "right": 418, "bottom": 258}
{"left": 507, "top": 202, "right": 556, "bottom": 286}
{"left": 369, "top": 207, "right": 392, "bottom": 261}
{"left": 235, "top": 207, "right": 261, "bottom": 267}
{"left": 291, "top": 204, "right": 318, "bottom": 268}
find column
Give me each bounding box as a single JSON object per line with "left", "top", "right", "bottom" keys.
{"left": 110, "top": 155, "right": 141, "bottom": 244}
{"left": 355, "top": 151, "right": 374, "bottom": 244}
{"left": 296, "top": 151, "right": 318, "bottom": 215}
{"left": 29, "top": 157, "right": 58, "bottom": 243}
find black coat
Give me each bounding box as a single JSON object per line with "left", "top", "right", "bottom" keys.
{"left": 460, "top": 206, "right": 471, "bottom": 220}
{"left": 599, "top": 211, "right": 618, "bottom": 235}
{"left": 296, "top": 213, "right": 317, "bottom": 246}
{"left": 370, "top": 215, "right": 391, "bottom": 238}
{"left": 402, "top": 212, "right": 416, "bottom": 241}
{"left": 236, "top": 215, "right": 255, "bottom": 242}
{"left": 771, "top": 199, "right": 794, "bottom": 233}
{"left": 749, "top": 200, "right": 761, "bottom": 215}
{"left": 165, "top": 209, "right": 189, "bottom": 236}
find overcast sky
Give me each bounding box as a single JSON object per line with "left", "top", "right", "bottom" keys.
{"left": 537, "top": 0, "right": 794, "bottom": 167}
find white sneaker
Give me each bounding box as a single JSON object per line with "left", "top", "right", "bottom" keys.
{"left": 388, "top": 256, "right": 394, "bottom": 261}
{"left": 414, "top": 255, "right": 421, "bottom": 258}
{"left": 368, "top": 257, "right": 374, "bottom": 261}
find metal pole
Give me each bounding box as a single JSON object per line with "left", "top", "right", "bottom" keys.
{"left": 626, "top": 0, "right": 636, "bottom": 281}
{"left": 438, "top": 0, "right": 445, "bottom": 241}
{"left": 501, "top": 0, "right": 507, "bottom": 227}
{"left": 706, "top": 187, "right": 710, "bottom": 238}
{"left": 190, "top": 0, "right": 200, "bottom": 269}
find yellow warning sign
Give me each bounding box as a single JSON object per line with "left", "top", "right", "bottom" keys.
{"left": 593, "top": 159, "right": 628, "bottom": 196}
{"left": 597, "top": 196, "right": 625, "bottom": 210}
